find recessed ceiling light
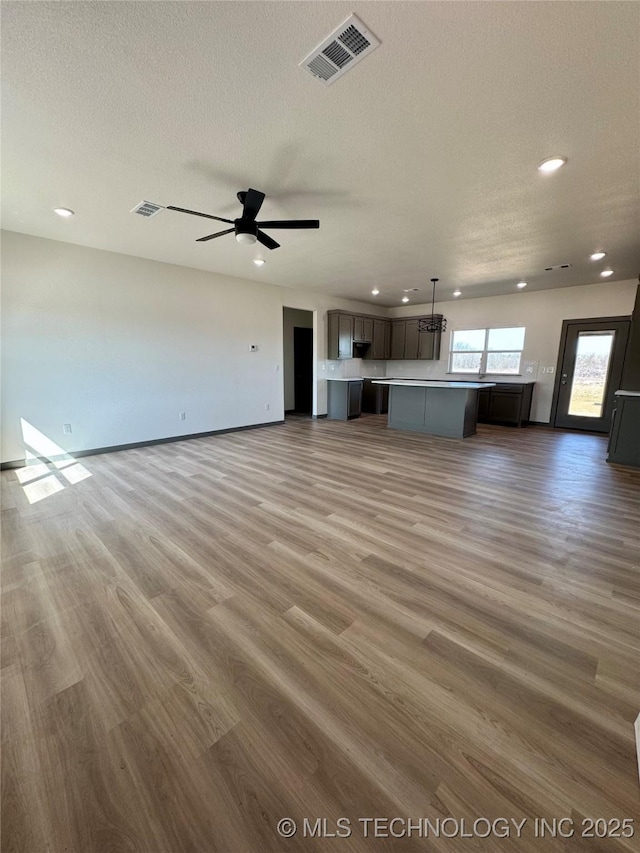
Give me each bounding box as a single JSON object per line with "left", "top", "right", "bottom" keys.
{"left": 253, "top": 258, "right": 265, "bottom": 266}
{"left": 517, "top": 281, "right": 528, "bottom": 289}
{"left": 600, "top": 269, "right": 614, "bottom": 277}
{"left": 453, "top": 290, "right": 462, "bottom": 297}
{"left": 401, "top": 296, "right": 410, "bottom": 303}
{"left": 53, "top": 207, "right": 74, "bottom": 217}
{"left": 538, "top": 157, "right": 566, "bottom": 173}
{"left": 371, "top": 288, "right": 380, "bottom": 295}
{"left": 590, "top": 252, "right": 606, "bottom": 261}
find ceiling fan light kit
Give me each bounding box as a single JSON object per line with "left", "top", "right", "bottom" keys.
{"left": 167, "top": 188, "right": 319, "bottom": 250}
{"left": 417, "top": 278, "right": 447, "bottom": 333}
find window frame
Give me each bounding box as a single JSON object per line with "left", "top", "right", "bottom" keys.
{"left": 448, "top": 326, "right": 526, "bottom": 376}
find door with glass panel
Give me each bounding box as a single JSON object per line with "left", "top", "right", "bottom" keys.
{"left": 553, "top": 318, "right": 630, "bottom": 432}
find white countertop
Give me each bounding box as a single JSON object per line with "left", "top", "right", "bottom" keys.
{"left": 326, "top": 377, "right": 364, "bottom": 382}
{"left": 615, "top": 390, "right": 640, "bottom": 397}
{"left": 371, "top": 380, "right": 495, "bottom": 389}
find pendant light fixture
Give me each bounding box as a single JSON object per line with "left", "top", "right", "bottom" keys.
{"left": 418, "top": 278, "right": 447, "bottom": 333}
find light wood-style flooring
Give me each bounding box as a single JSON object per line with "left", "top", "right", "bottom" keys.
{"left": 2, "top": 417, "right": 640, "bottom": 852}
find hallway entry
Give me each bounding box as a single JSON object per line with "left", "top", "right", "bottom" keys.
{"left": 283, "top": 307, "right": 314, "bottom": 415}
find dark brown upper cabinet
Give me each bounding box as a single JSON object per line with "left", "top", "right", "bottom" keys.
{"left": 368, "top": 319, "right": 390, "bottom": 360}
{"left": 353, "top": 316, "right": 374, "bottom": 343}
{"left": 327, "top": 312, "right": 354, "bottom": 359}
{"left": 390, "top": 321, "right": 406, "bottom": 359}
{"left": 388, "top": 317, "right": 442, "bottom": 360}
{"left": 328, "top": 311, "right": 389, "bottom": 360}
{"left": 328, "top": 310, "right": 440, "bottom": 360}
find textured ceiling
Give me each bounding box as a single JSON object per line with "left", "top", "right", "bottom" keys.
{"left": 2, "top": 1, "right": 639, "bottom": 305}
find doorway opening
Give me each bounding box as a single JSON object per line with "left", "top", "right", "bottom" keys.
{"left": 551, "top": 316, "right": 630, "bottom": 433}
{"left": 283, "top": 308, "right": 313, "bottom": 417}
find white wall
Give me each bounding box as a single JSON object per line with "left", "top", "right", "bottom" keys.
{"left": 0, "top": 231, "right": 382, "bottom": 463}
{"left": 1, "top": 231, "right": 292, "bottom": 463}
{"left": 282, "top": 307, "right": 313, "bottom": 410}
{"left": 381, "top": 280, "right": 637, "bottom": 422}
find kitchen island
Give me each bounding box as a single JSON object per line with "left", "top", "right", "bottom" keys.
{"left": 371, "top": 379, "right": 495, "bottom": 438}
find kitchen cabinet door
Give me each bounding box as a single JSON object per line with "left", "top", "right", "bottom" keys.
{"left": 390, "top": 321, "right": 406, "bottom": 359}
{"left": 368, "top": 319, "right": 390, "bottom": 359}
{"left": 384, "top": 321, "right": 391, "bottom": 358}
{"left": 418, "top": 327, "right": 439, "bottom": 360}
{"left": 488, "top": 390, "right": 523, "bottom": 425}
{"left": 338, "top": 314, "right": 353, "bottom": 358}
{"left": 328, "top": 313, "right": 354, "bottom": 359}
{"left": 347, "top": 381, "right": 362, "bottom": 418}
{"left": 476, "top": 388, "right": 491, "bottom": 421}
{"left": 353, "top": 316, "right": 374, "bottom": 343}
{"left": 404, "top": 320, "right": 419, "bottom": 359}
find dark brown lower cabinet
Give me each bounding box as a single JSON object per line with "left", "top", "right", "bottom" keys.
{"left": 362, "top": 379, "right": 389, "bottom": 414}
{"left": 607, "top": 394, "right": 640, "bottom": 467}
{"left": 327, "top": 379, "right": 363, "bottom": 420}
{"left": 477, "top": 388, "right": 491, "bottom": 421}
{"left": 477, "top": 382, "right": 535, "bottom": 427}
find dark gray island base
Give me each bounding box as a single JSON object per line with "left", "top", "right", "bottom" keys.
{"left": 372, "top": 380, "right": 495, "bottom": 438}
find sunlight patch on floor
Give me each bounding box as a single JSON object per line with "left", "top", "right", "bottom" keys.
{"left": 17, "top": 418, "right": 92, "bottom": 503}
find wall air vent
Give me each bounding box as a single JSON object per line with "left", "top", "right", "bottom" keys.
{"left": 300, "top": 14, "right": 381, "bottom": 86}
{"left": 544, "top": 263, "right": 572, "bottom": 271}
{"left": 131, "top": 200, "right": 163, "bottom": 218}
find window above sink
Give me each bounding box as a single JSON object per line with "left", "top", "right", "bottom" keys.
{"left": 449, "top": 326, "right": 526, "bottom": 375}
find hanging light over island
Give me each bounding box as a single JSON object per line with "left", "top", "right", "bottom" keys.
{"left": 418, "top": 278, "right": 447, "bottom": 333}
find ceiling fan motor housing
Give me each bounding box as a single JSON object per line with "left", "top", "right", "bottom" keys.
{"left": 235, "top": 219, "right": 258, "bottom": 244}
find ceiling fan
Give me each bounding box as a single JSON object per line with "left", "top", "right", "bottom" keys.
{"left": 167, "top": 188, "right": 319, "bottom": 250}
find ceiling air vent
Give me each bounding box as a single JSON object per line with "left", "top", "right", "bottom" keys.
{"left": 300, "top": 14, "right": 381, "bottom": 86}
{"left": 131, "top": 200, "right": 163, "bottom": 218}
{"left": 544, "top": 263, "right": 572, "bottom": 271}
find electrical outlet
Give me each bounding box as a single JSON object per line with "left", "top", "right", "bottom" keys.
{"left": 63, "top": 423, "right": 72, "bottom": 434}
{"left": 179, "top": 412, "right": 186, "bottom": 421}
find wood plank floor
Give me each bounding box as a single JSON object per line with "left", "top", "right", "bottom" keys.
{"left": 2, "top": 417, "right": 639, "bottom": 852}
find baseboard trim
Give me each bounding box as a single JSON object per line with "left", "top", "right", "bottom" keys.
{"left": 313, "top": 413, "right": 328, "bottom": 419}
{"left": 1, "top": 420, "right": 285, "bottom": 470}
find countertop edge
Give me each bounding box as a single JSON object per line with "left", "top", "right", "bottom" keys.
{"left": 371, "top": 380, "right": 496, "bottom": 389}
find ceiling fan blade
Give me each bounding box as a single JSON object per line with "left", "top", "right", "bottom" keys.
{"left": 196, "top": 228, "right": 235, "bottom": 242}
{"left": 242, "top": 188, "right": 265, "bottom": 221}
{"left": 256, "top": 220, "right": 320, "bottom": 229}
{"left": 167, "top": 205, "right": 233, "bottom": 224}
{"left": 256, "top": 230, "right": 280, "bottom": 250}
